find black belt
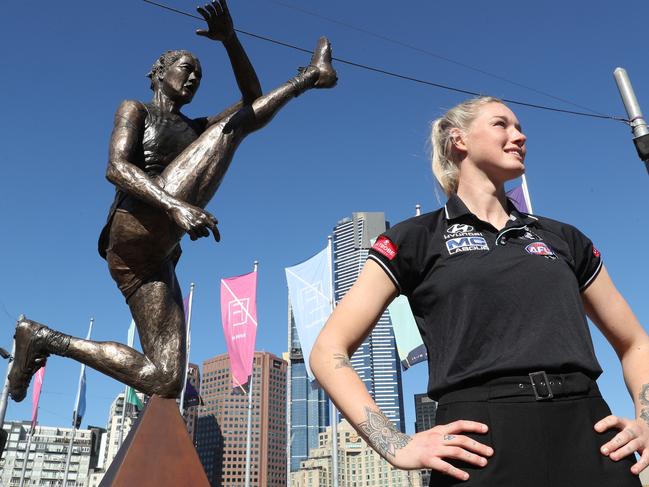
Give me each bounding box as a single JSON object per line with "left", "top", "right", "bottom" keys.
{"left": 438, "top": 371, "right": 599, "bottom": 404}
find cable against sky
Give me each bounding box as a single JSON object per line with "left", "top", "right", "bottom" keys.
{"left": 142, "top": 0, "right": 629, "bottom": 123}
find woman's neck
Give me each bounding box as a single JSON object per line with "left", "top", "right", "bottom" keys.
{"left": 456, "top": 180, "right": 510, "bottom": 231}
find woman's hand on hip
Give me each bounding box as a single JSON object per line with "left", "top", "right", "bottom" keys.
{"left": 595, "top": 415, "right": 649, "bottom": 475}
{"left": 390, "top": 420, "right": 493, "bottom": 481}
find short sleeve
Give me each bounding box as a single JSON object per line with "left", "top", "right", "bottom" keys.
{"left": 367, "top": 220, "right": 428, "bottom": 296}
{"left": 563, "top": 224, "right": 603, "bottom": 290}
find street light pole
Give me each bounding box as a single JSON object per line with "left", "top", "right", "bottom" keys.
{"left": 0, "top": 340, "right": 16, "bottom": 455}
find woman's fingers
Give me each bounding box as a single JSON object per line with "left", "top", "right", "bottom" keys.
{"left": 443, "top": 419, "right": 489, "bottom": 435}
{"left": 443, "top": 433, "right": 494, "bottom": 458}
{"left": 428, "top": 457, "right": 470, "bottom": 482}
{"left": 596, "top": 416, "right": 638, "bottom": 456}
{"left": 439, "top": 445, "right": 489, "bottom": 467}
{"left": 632, "top": 448, "right": 649, "bottom": 475}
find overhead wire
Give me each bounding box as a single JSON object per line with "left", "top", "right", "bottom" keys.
{"left": 271, "top": 0, "right": 609, "bottom": 118}
{"left": 142, "top": 0, "right": 629, "bottom": 124}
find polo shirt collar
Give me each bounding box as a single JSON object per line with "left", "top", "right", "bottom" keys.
{"left": 443, "top": 193, "right": 538, "bottom": 226}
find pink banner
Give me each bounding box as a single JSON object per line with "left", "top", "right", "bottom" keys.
{"left": 220, "top": 271, "right": 258, "bottom": 390}
{"left": 31, "top": 366, "right": 46, "bottom": 429}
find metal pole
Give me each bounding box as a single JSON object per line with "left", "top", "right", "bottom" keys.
{"left": 286, "top": 300, "right": 292, "bottom": 487}
{"left": 179, "top": 283, "right": 195, "bottom": 415}
{"left": 18, "top": 425, "right": 34, "bottom": 487}
{"left": 0, "top": 340, "right": 16, "bottom": 428}
{"left": 614, "top": 68, "right": 649, "bottom": 138}
{"left": 521, "top": 174, "right": 534, "bottom": 215}
{"left": 62, "top": 416, "right": 77, "bottom": 487}
{"left": 327, "top": 236, "right": 339, "bottom": 487}
{"left": 244, "top": 261, "right": 258, "bottom": 487}
{"left": 614, "top": 67, "right": 649, "bottom": 173}
{"left": 63, "top": 318, "right": 94, "bottom": 486}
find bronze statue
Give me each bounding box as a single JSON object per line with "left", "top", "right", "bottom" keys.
{"left": 8, "top": 0, "right": 336, "bottom": 401}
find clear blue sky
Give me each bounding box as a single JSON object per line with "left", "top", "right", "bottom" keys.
{"left": 1, "top": 0, "right": 647, "bottom": 435}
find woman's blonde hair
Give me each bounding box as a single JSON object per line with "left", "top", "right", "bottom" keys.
{"left": 431, "top": 96, "right": 503, "bottom": 195}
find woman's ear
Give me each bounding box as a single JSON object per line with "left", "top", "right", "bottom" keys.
{"left": 449, "top": 128, "right": 467, "bottom": 152}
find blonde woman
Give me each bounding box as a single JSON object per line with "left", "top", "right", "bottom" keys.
{"left": 310, "top": 97, "right": 647, "bottom": 485}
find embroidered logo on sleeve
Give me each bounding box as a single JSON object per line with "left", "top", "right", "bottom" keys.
{"left": 525, "top": 242, "right": 557, "bottom": 259}
{"left": 593, "top": 247, "right": 601, "bottom": 258}
{"left": 372, "top": 236, "right": 397, "bottom": 260}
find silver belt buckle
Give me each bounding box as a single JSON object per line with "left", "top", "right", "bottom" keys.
{"left": 529, "top": 371, "right": 554, "bottom": 401}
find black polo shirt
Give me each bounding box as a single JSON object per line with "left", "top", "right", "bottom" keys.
{"left": 368, "top": 194, "right": 603, "bottom": 400}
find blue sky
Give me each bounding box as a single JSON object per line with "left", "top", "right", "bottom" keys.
{"left": 1, "top": 0, "right": 648, "bottom": 435}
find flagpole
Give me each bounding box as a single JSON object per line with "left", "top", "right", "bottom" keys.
{"left": 286, "top": 300, "right": 292, "bottom": 487}
{"left": 179, "top": 283, "right": 196, "bottom": 415}
{"left": 118, "top": 320, "right": 136, "bottom": 449}
{"left": 244, "top": 261, "right": 258, "bottom": 487}
{"left": 18, "top": 424, "right": 34, "bottom": 487}
{"left": 521, "top": 174, "right": 534, "bottom": 214}
{"left": 63, "top": 318, "right": 94, "bottom": 487}
{"left": 327, "top": 236, "right": 340, "bottom": 487}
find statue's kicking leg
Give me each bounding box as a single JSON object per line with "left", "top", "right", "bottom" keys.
{"left": 9, "top": 263, "right": 185, "bottom": 401}
{"left": 161, "top": 36, "right": 337, "bottom": 209}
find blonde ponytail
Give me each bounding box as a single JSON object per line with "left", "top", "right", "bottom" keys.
{"left": 430, "top": 96, "right": 503, "bottom": 195}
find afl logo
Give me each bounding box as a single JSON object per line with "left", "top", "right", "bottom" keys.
{"left": 525, "top": 242, "right": 556, "bottom": 258}
{"left": 447, "top": 223, "right": 474, "bottom": 233}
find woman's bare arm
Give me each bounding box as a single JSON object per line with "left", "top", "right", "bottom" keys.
{"left": 582, "top": 265, "right": 649, "bottom": 475}
{"left": 310, "top": 260, "right": 493, "bottom": 479}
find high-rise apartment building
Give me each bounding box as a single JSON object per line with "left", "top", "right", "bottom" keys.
{"left": 333, "top": 212, "right": 405, "bottom": 432}
{"left": 1, "top": 421, "right": 104, "bottom": 487}
{"left": 414, "top": 393, "right": 437, "bottom": 433}
{"left": 288, "top": 305, "right": 330, "bottom": 472}
{"left": 290, "top": 419, "right": 421, "bottom": 487}
{"left": 414, "top": 393, "right": 438, "bottom": 487}
{"left": 87, "top": 390, "right": 144, "bottom": 486}
{"left": 196, "top": 351, "right": 287, "bottom": 487}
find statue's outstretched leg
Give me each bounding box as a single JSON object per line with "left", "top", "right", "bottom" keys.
{"left": 9, "top": 263, "right": 185, "bottom": 402}
{"left": 8, "top": 37, "right": 336, "bottom": 403}
{"left": 161, "top": 36, "right": 337, "bottom": 209}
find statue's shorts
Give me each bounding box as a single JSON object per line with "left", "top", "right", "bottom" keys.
{"left": 102, "top": 198, "right": 182, "bottom": 302}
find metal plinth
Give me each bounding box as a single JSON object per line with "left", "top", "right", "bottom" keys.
{"left": 99, "top": 395, "right": 209, "bottom": 487}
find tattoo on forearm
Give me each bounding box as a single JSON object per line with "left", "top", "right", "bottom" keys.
{"left": 638, "top": 384, "right": 649, "bottom": 426}
{"left": 333, "top": 353, "right": 353, "bottom": 370}
{"left": 357, "top": 407, "right": 411, "bottom": 458}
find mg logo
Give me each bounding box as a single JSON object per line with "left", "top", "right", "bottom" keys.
{"left": 447, "top": 224, "right": 474, "bottom": 233}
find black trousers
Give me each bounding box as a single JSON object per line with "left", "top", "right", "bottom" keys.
{"left": 429, "top": 373, "right": 642, "bottom": 487}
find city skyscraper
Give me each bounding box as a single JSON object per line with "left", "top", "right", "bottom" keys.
{"left": 333, "top": 212, "right": 405, "bottom": 432}
{"left": 288, "top": 304, "right": 330, "bottom": 473}
{"left": 414, "top": 393, "right": 438, "bottom": 487}
{"left": 196, "top": 351, "right": 287, "bottom": 487}
{"left": 183, "top": 362, "right": 201, "bottom": 443}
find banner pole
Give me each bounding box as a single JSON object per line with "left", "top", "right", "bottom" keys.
{"left": 179, "top": 283, "right": 196, "bottom": 415}
{"left": 244, "top": 261, "right": 259, "bottom": 487}
{"left": 327, "top": 236, "right": 340, "bottom": 487}
{"left": 521, "top": 174, "right": 534, "bottom": 214}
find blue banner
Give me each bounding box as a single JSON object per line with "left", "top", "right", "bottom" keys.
{"left": 285, "top": 247, "right": 332, "bottom": 380}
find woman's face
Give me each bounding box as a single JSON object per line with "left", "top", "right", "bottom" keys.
{"left": 459, "top": 102, "right": 527, "bottom": 182}
{"left": 160, "top": 54, "right": 203, "bottom": 104}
